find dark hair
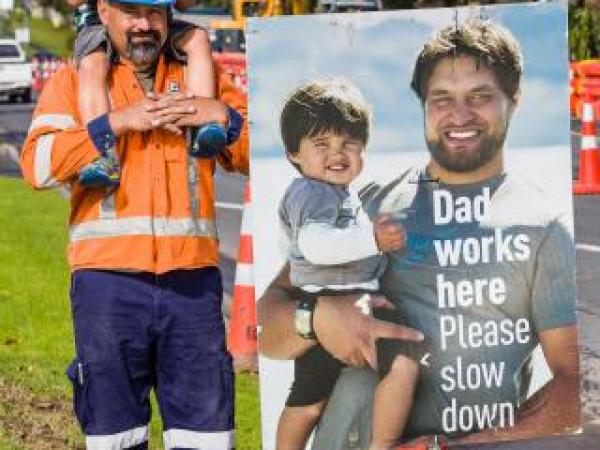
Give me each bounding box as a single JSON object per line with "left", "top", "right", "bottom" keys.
{"left": 411, "top": 18, "right": 523, "bottom": 103}
{"left": 280, "top": 78, "right": 371, "bottom": 168}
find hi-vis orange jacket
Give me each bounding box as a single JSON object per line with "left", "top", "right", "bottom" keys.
{"left": 21, "top": 56, "right": 248, "bottom": 274}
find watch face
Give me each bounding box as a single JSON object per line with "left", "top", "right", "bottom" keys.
{"left": 294, "top": 309, "right": 313, "bottom": 337}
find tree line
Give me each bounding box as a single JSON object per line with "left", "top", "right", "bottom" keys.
{"left": 7, "top": 0, "right": 600, "bottom": 60}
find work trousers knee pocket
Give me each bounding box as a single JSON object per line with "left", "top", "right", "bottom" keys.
{"left": 66, "top": 358, "right": 92, "bottom": 430}
{"left": 220, "top": 352, "right": 235, "bottom": 417}
{"left": 175, "top": 350, "right": 233, "bottom": 409}
{"left": 212, "top": 352, "right": 235, "bottom": 429}
{"left": 160, "top": 354, "right": 234, "bottom": 450}
{"left": 66, "top": 354, "right": 152, "bottom": 437}
{"left": 161, "top": 351, "right": 234, "bottom": 431}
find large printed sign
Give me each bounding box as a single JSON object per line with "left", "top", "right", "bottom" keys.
{"left": 248, "top": 3, "right": 580, "bottom": 448}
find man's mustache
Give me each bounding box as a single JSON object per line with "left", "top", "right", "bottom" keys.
{"left": 125, "top": 30, "right": 162, "bottom": 66}
{"left": 126, "top": 31, "right": 161, "bottom": 45}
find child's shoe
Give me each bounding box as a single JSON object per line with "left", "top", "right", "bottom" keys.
{"left": 190, "top": 123, "right": 228, "bottom": 158}
{"left": 79, "top": 151, "right": 120, "bottom": 188}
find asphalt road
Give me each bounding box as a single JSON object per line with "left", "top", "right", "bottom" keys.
{"left": 0, "top": 103, "right": 31, "bottom": 178}
{"left": 1, "top": 103, "right": 600, "bottom": 448}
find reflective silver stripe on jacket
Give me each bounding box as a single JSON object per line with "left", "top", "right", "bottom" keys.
{"left": 187, "top": 148, "right": 200, "bottom": 220}
{"left": 30, "top": 114, "right": 77, "bottom": 188}
{"left": 29, "top": 113, "right": 76, "bottom": 132}
{"left": 99, "top": 191, "right": 117, "bottom": 220}
{"left": 33, "top": 134, "right": 60, "bottom": 188}
{"left": 69, "top": 216, "right": 217, "bottom": 242}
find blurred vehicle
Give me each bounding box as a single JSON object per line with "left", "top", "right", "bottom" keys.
{"left": 0, "top": 39, "right": 32, "bottom": 103}
{"left": 210, "top": 0, "right": 312, "bottom": 53}
{"left": 317, "top": 0, "right": 382, "bottom": 12}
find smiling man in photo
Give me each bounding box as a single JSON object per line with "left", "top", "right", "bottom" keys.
{"left": 258, "top": 17, "right": 580, "bottom": 449}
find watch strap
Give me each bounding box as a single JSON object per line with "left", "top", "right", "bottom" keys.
{"left": 295, "top": 294, "right": 318, "bottom": 339}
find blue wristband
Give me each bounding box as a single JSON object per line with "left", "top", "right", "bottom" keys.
{"left": 226, "top": 107, "right": 244, "bottom": 145}
{"left": 87, "top": 114, "right": 117, "bottom": 157}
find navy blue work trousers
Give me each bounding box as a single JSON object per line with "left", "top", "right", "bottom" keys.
{"left": 66, "top": 268, "right": 234, "bottom": 449}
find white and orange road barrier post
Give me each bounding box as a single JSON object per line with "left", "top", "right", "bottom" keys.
{"left": 227, "top": 182, "right": 258, "bottom": 372}
{"left": 41, "top": 58, "right": 50, "bottom": 90}
{"left": 31, "top": 56, "right": 43, "bottom": 93}
{"left": 574, "top": 93, "right": 600, "bottom": 194}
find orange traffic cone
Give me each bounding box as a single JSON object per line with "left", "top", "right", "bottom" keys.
{"left": 31, "top": 56, "right": 42, "bottom": 93}
{"left": 574, "top": 94, "right": 600, "bottom": 194}
{"left": 41, "top": 59, "right": 50, "bottom": 89}
{"left": 227, "top": 182, "right": 257, "bottom": 372}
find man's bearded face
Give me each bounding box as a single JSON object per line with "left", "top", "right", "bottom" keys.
{"left": 99, "top": 1, "right": 168, "bottom": 69}
{"left": 423, "top": 56, "right": 515, "bottom": 173}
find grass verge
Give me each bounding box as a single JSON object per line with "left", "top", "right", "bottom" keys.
{"left": 0, "top": 177, "right": 261, "bottom": 449}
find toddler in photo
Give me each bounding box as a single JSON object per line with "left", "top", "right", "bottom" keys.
{"left": 276, "top": 78, "right": 428, "bottom": 450}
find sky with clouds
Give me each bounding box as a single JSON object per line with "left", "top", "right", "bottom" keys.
{"left": 245, "top": 1, "right": 569, "bottom": 158}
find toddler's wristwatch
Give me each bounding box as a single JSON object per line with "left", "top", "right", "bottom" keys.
{"left": 294, "top": 296, "right": 318, "bottom": 339}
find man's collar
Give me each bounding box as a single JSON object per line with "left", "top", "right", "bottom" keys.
{"left": 421, "top": 165, "right": 506, "bottom": 191}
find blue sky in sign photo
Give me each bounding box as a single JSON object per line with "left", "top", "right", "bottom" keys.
{"left": 246, "top": 1, "right": 569, "bottom": 158}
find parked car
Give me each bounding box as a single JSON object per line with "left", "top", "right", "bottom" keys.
{"left": 0, "top": 39, "right": 32, "bottom": 103}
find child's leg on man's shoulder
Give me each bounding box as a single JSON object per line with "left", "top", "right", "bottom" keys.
{"left": 74, "top": 25, "right": 111, "bottom": 124}
{"left": 74, "top": 25, "right": 119, "bottom": 187}
{"left": 276, "top": 401, "right": 327, "bottom": 450}
{"left": 78, "top": 50, "right": 110, "bottom": 124}
{"left": 370, "top": 354, "right": 419, "bottom": 450}
{"left": 171, "top": 21, "right": 215, "bottom": 98}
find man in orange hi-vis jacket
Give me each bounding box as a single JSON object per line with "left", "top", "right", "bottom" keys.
{"left": 20, "top": 0, "right": 247, "bottom": 447}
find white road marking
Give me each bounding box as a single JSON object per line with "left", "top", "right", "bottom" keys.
{"left": 216, "top": 201, "right": 243, "bottom": 211}
{"left": 577, "top": 243, "right": 600, "bottom": 253}
{"left": 0, "top": 143, "right": 19, "bottom": 164}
